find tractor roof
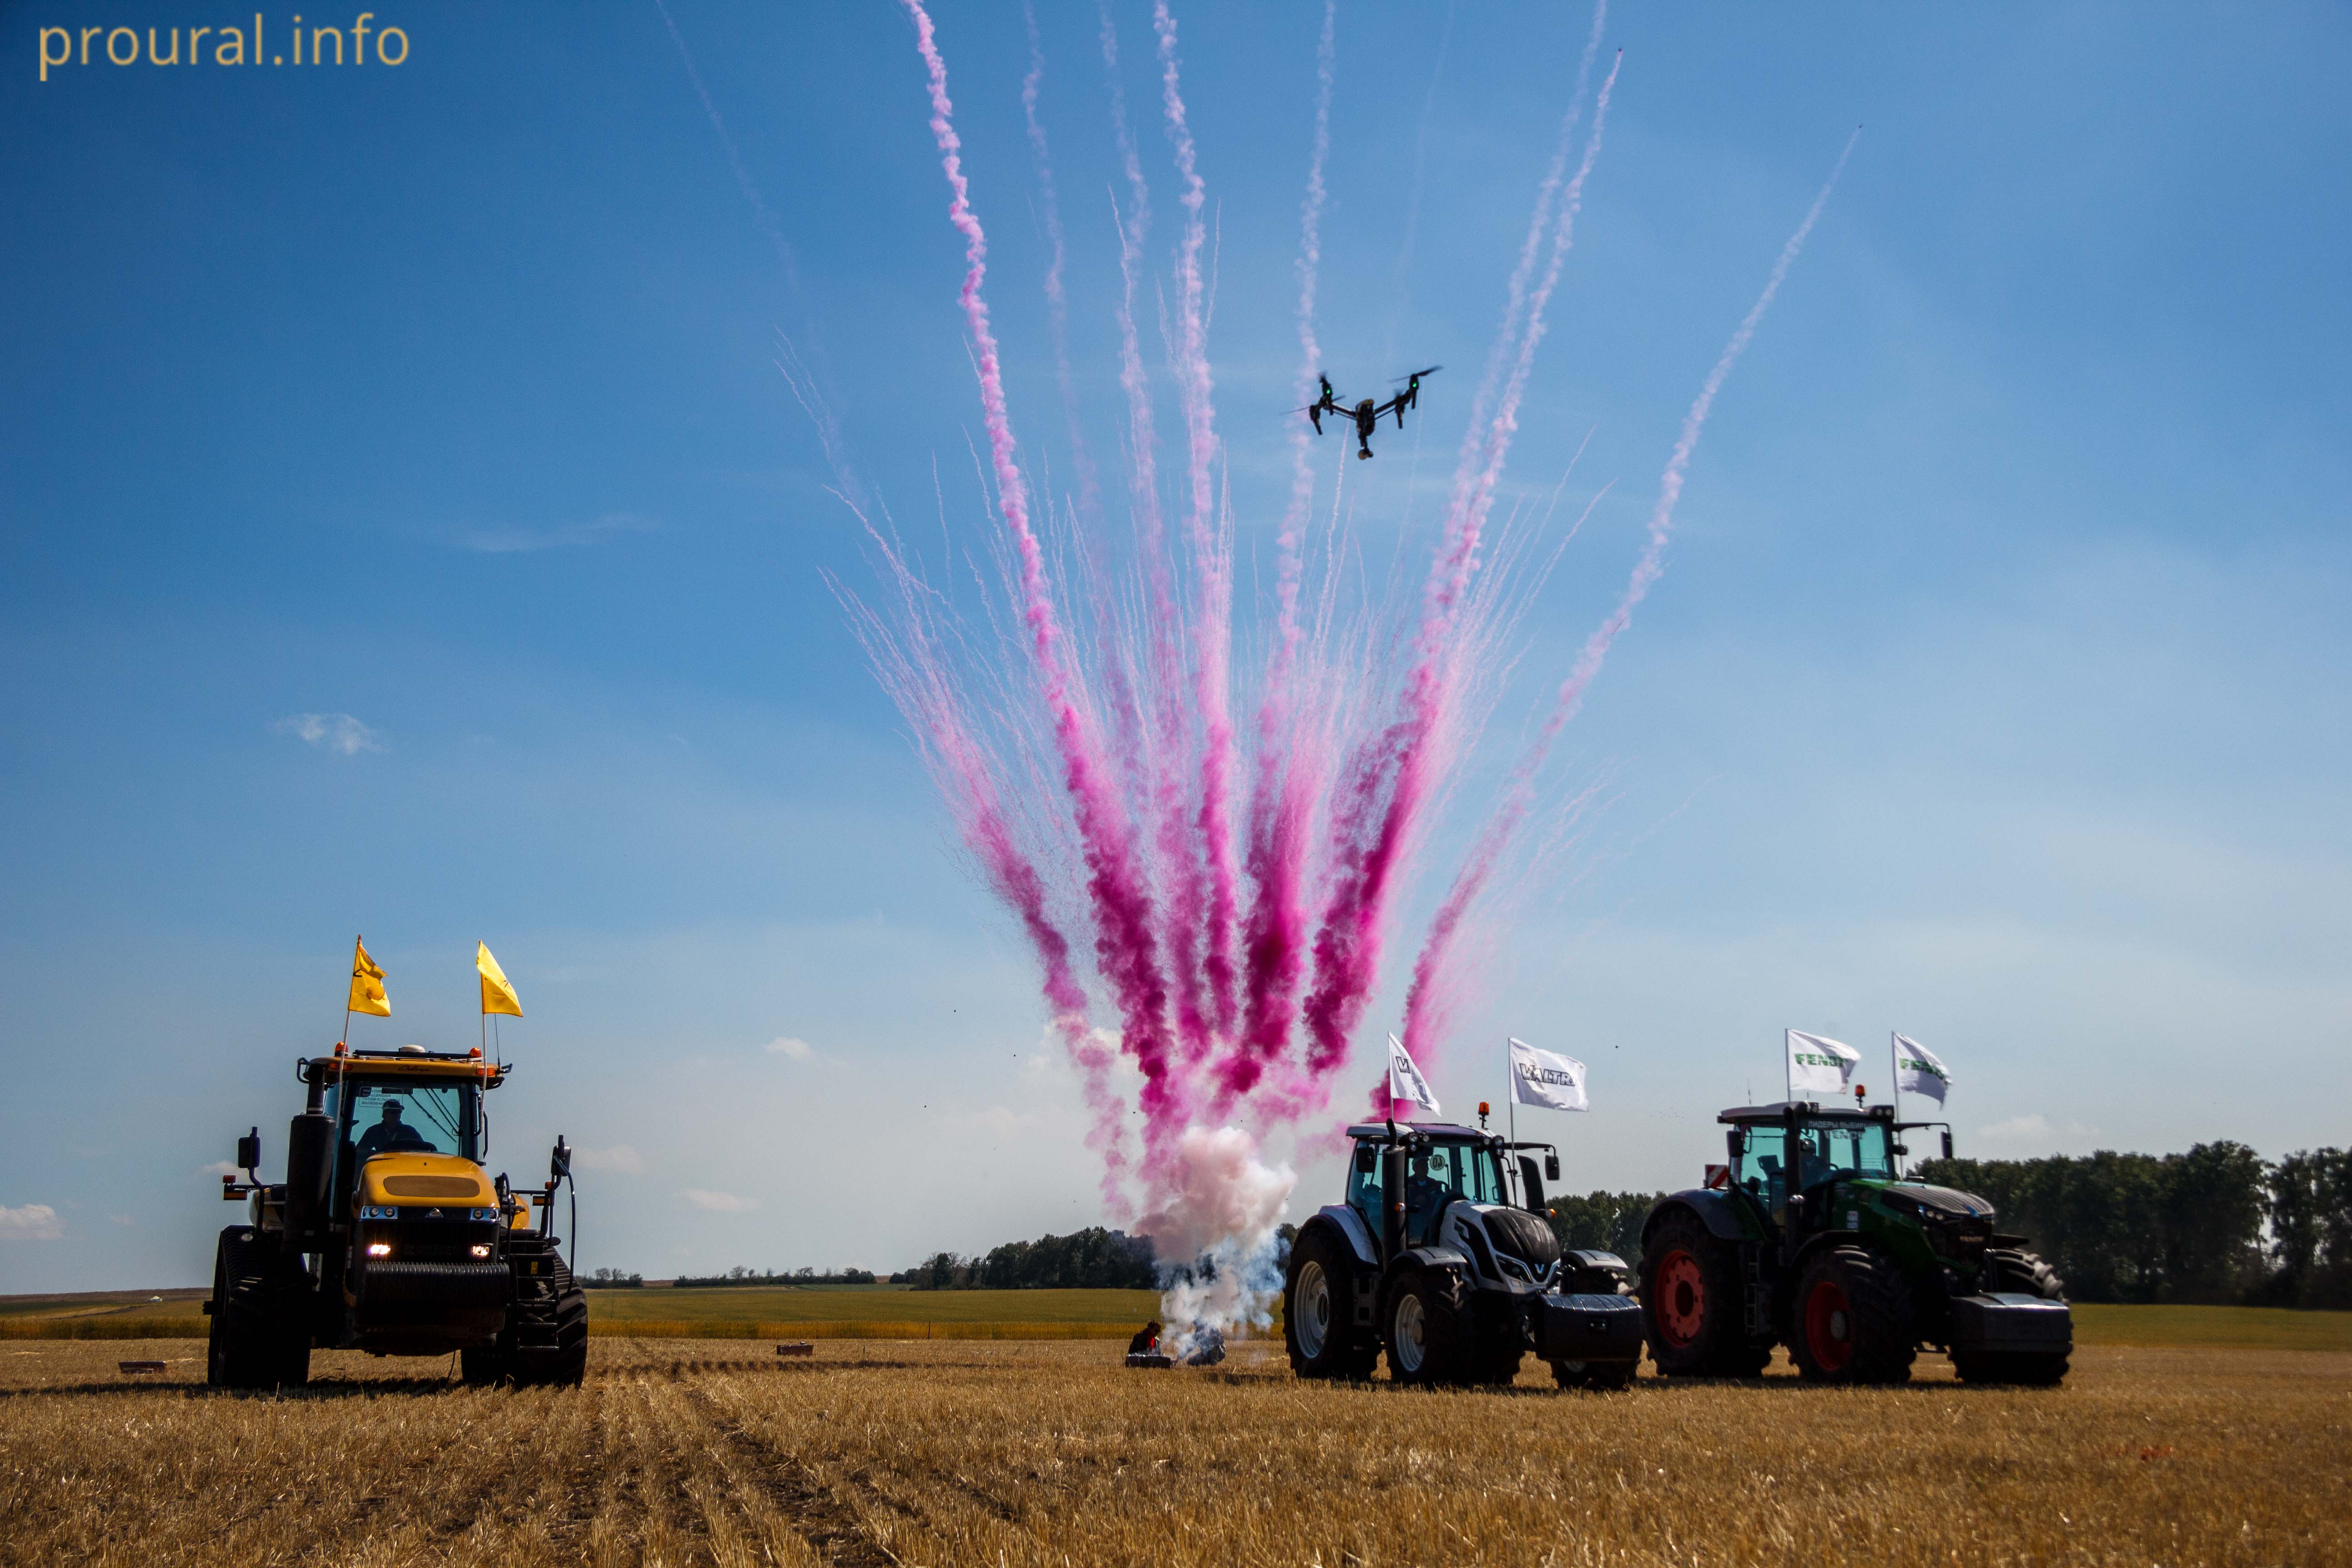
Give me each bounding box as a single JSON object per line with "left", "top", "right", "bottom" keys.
{"left": 307, "top": 1049, "right": 508, "bottom": 1087}
{"left": 1717, "top": 1101, "right": 1894, "bottom": 1126}
{"left": 1344, "top": 1121, "right": 1490, "bottom": 1143}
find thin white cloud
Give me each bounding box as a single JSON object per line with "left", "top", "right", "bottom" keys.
{"left": 1975, "top": 1113, "right": 2102, "bottom": 1153}
{"left": 679, "top": 1188, "right": 756, "bottom": 1213}
{"left": 196, "top": 1160, "right": 239, "bottom": 1179}
{"left": 765, "top": 1035, "right": 816, "bottom": 1060}
{"left": 462, "top": 512, "right": 658, "bottom": 554}
{"left": 573, "top": 1144, "right": 646, "bottom": 1174}
{"left": 0, "top": 1204, "right": 63, "bottom": 1241}
{"left": 109, "top": 1214, "right": 135, "bottom": 1227}
{"left": 274, "top": 713, "right": 383, "bottom": 755}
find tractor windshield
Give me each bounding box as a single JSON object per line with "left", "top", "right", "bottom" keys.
{"left": 1795, "top": 1120, "right": 1894, "bottom": 1188}
{"left": 332, "top": 1080, "right": 483, "bottom": 1163}
{"left": 1737, "top": 1119, "right": 1895, "bottom": 1209}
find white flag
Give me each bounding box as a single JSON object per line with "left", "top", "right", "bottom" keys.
{"left": 1386, "top": 1033, "right": 1440, "bottom": 1115}
{"left": 1508, "top": 1038, "right": 1588, "bottom": 1112}
{"left": 1893, "top": 1034, "right": 1953, "bottom": 1106}
{"left": 1786, "top": 1029, "right": 1860, "bottom": 1098}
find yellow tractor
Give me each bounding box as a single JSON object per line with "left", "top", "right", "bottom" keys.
{"left": 208, "top": 1043, "right": 585, "bottom": 1388}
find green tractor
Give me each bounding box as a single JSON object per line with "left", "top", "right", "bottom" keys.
{"left": 1637, "top": 1100, "right": 2071, "bottom": 1385}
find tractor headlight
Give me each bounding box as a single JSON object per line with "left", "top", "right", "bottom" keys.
{"left": 359, "top": 1204, "right": 395, "bottom": 1220}
{"left": 470, "top": 1243, "right": 492, "bottom": 1259}
{"left": 366, "top": 1241, "right": 392, "bottom": 1257}
{"left": 469, "top": 1207, "right": 495, "bottom": 1222}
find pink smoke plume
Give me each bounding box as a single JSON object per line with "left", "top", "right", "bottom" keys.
{"left": 863, "top": 2, "right": 1843, "bottom": 1230}
{"left": 1295, "top": 26, "right": 1616, "bottom": 1102}
{"left": 902, "top": 0, "right": 1189, "bottom": 1183}
{"left": 1396, "top": 129, "right": 1862, "bottom": 1093}
{"left": 1216, "top": 0, "right": 1337, "bottom": 1115}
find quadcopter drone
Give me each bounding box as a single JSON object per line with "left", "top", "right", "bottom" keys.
{"left": 1298, "top": 366, "right": 1441, "bottom": 459}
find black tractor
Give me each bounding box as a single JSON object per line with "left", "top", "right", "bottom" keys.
{"left": 207, "top": 1044, "right": 586, "bottom": 1389}
{"left": 1637, "top": 1101, "right": 2072, "bottom": 1385}
{"left": 1283, "top": 1116, "right": 1644, "bottom": 1389}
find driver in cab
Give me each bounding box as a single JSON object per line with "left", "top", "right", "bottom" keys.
{"left": 354, "top": 1098, "right": 430, "bottom": 1161}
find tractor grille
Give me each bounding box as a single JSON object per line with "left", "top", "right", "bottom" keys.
{"left": 362, "top": 1219, "right": 496, "bottom": 1264}
{"left": 1483, "top": 1207, "right": 1564, "bottom": 1271}
{"left": 1926, "top": 1213, "right": 1994, "bottom": 1266}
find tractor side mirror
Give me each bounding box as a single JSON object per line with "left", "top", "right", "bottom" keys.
{"left": 1941, "top": 1130, "right": 1954, "bottom": 1161}
{"left": 494, "top": 1173, "right": 510, "bottom": 1204}
{"left": 1544, "top": 1151, "right": 1560, "bottom": 1182}
{"left": 236, "top": 1127, "right": 260, "bottom": 1174}
{"left": 1891, "top": 1141, "right": 1908, "bottom": 1158}
{"left": 1727, "top": 1128, "right": 1746, "bottom": 1159}
{"left": 1518, "top": 1155, "right": 1546, "bottom": 1213}
{"left": 1353, "top": 1144, "right": 1377, "bottom": 1175}
{"left": 550, "top": 1136, "right": 572, "bottom": 1184}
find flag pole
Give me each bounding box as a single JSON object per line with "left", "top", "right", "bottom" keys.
{"left": 1889, "top": 1031, "right": 1901, "bottom": 1173}
{"left": 1783, "top": 1029, "right": 1792, "bottom": 1103}
{"left": 1506, "top": 1037, "right": 1517, "bottom": 1151}
{"left": 339, "top": 934, "right": 358, "bottom": 1048}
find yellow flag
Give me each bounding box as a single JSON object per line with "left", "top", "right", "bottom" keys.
{"left": 477, "top": 941, "right": 522, "bottom": 1018}
{"left": 348, "top": 936, "right": 390, "bottom": 1017}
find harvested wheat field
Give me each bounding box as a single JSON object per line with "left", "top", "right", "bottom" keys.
{"left": 1, "top": 1336, "right": 2344, "bottom": 1568}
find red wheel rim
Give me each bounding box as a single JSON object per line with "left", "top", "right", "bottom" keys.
{"left": 1656, "top": 1250, "right": 1705, "bottom": 1348}
{"left": 1804, "top": 1279, "right": 1852, "bottom": 1372}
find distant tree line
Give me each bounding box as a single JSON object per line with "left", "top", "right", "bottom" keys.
{"left": 1919, "top": 1144, "right": 2352, "bottom": 1308}
{"left": 1541, "top": 1191, "right": 1664, "bottom": 1261}
{"left": 903, "top": 1227, "right": 1158, "bottom": 1290}
{"left": 583, "top": 1268, "right": 643, "bottom": 1288}
{"left": 673, "top": 1266, "right": 878, "bottom": 1288}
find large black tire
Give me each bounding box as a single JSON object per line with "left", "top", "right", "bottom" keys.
{"left": 1553, "top": 1358, "right": 1637, "bottom": 1391}
{"left": 1789, "top": 1245, "right": 1916, "bottom": 1385}
{"left": 1382, "top": 1265, "right": 1472, "bottom": 1387}
{"left": 1985, "top": 1247, "right": 2067, "bottom": 1302}
{"left": 1638, "top": 1210, "right": 1764, "bottom": 1377}
{"left": 1953, "top": 1247, "right": 2070, "bottom": 1386}
{"left": 206, "top": 1228, "right": 311, "bottom": 1391}
{"left": 1283, "top": 1226, "right": 1378, "bottom": 1380}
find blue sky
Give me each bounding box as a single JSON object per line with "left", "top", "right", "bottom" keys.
{"left": 4, "top": 2, "right": 2347, "bottom": 1291}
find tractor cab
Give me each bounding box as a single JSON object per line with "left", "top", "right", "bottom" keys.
{"left": 1344, "top": 1121, "right": 1555, "bottom": 1261}
{"left": 1717, "top": 1102, "right": 1955, "bottom": 1251}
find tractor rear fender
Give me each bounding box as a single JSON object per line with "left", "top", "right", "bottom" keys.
{"left": 1641, "top": 1191, "right": 1754, "bottom": 1250}
{"left": 1308, "top": 1205, "right": 1379, "bottom": 1270}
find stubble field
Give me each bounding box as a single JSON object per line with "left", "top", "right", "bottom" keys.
{"left": 1, "top": 1336, "right": 2343, "bottom": 1567}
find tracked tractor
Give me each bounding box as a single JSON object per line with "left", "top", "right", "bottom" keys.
{"left": 1637, "top": 1101, "right": 2072, "bottom": 1385}
{"left": 207, "top": 1043, "right": 587, "bottom": 1389}
{"left": 1284, "top": 1117, "right": 1645, "bottom": 1389}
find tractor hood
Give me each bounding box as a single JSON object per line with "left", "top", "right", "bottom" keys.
{"left": 1877, "top": 1181, "right": 1994, "bottom": 1220}
{"left": 356, "top": 1151, "right": 496, "bottom": 1211}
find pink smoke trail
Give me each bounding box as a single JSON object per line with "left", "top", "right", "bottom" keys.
{"left": 1297, "top": 22, "right": 1614, "bottom": 1090}
{"left": 902, "top": 0, "right": 1186, "bottom": 1176}
{"left": 1397, "top": 129, "right": 1861, "bottom": 1078}
{"left": 1021, "top": 1, "right": 1103, "bottom": 535}
{"left": 835, "top": 526, "right": 1128, "bottom": 1207}
{"left": 1218, "top": 0, "right": 1337, "bottom": 1110}
{"left": 1096, "top": 1, "right": 1206, "bottom": 1084}
{"left": 1152, "top": 0, "right": 1243, "bottom": 1054}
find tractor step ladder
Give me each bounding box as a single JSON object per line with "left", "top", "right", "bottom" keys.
{"left": 1742, "top": 1245, "right": 1774, "bottom": 1339}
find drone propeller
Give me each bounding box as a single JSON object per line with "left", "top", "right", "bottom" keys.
{"left": 1390, "top": 364, "right": 1443, "bottom": 382}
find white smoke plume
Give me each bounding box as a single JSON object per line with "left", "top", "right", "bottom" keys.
{"left": 1137, "top": 1125, "right": 1295, "bottom": 1360}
